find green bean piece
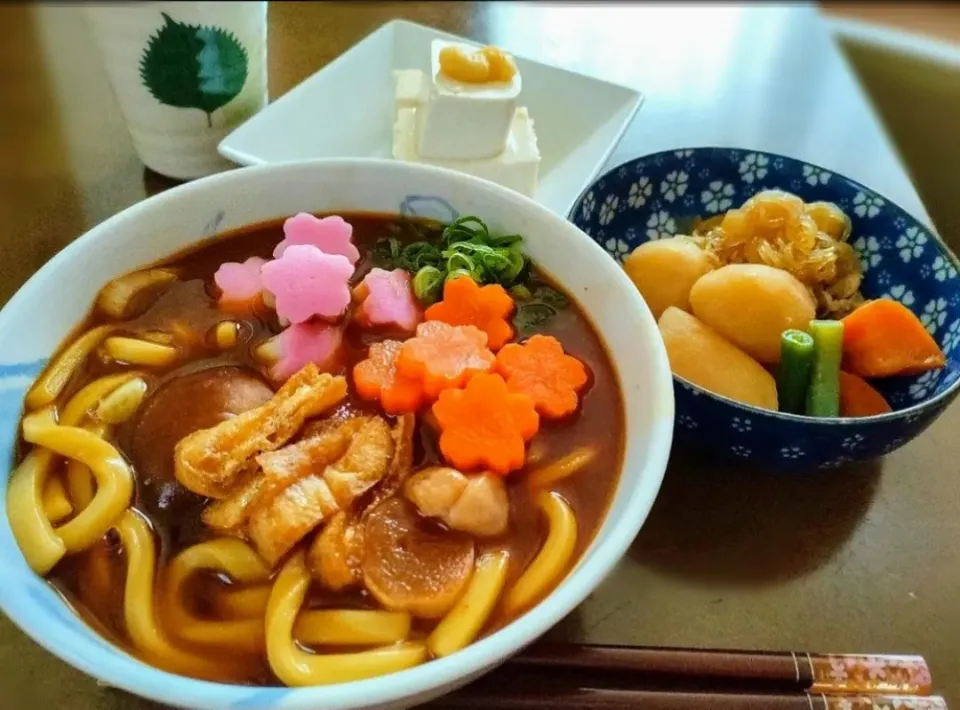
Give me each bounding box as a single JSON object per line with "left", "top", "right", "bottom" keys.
{"left": 805, "top": 320, "right": 845, "bottom": 417}
{"left": 777, "top": 329, "right": 815, "bottom": 414}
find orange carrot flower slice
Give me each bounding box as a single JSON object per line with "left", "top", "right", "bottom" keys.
{"left": 397, "top": 321, "right": 495, "bottom": 397}
{"left": 353, "top": 339, "right": 425, "bottom": 414}
{"left": 432, "top": 372, "right": 539, "bottom": 475}
{"left": 495, "top": 334, "right": 589, "bottom": 419}
{"left": 425, "top": 276, "right": 515, "bottom": 350}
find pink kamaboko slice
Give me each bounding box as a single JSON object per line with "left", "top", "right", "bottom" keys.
{"left": 258, "top": 321, "right": 344, "bottom": 381}
{"left": 213, "top": 257, "right": 267, "bottom": 305}
{"left": 274, "top": 213, "right": 360, "bottom": 264}
{"left": 261, "top": 245, "right": 354, "bottom": 324}
{"left": 356, "top": 268, "right": 422, "bottom": 332}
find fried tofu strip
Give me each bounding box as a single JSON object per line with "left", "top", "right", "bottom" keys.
{"left": 307, "top": 511, "right": 365, "bottom": 591}
{"left": 366, "top": 414, "right": 416, "bottom": 515}
{"left": 175, "top": 365, "right": 346, "bottom": 498}
{"left": 323, "top": 417, "right": 395, "bottom": 509}
{"left": 308, "top": 414, "right": 417, "bottom": 591}
{"left": 203, "top": 417, "right": 366, "bottom": 535}
{"left": 200, "top": 467, "right": 263, "bottom": 534}
{"left": 248, "top": 417, "right": 394, "bottom": 566}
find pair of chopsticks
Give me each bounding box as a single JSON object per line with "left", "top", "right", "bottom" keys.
{"left": 426, "top": 643, "right": 947, "bottom": 709}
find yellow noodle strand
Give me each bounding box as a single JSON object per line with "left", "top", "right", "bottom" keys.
{"left": 163, "top": 538, "right": 271, "bottom": 653}
{"left": 23, "top": 408, "right": 133, "bottom": 552}
{"left": 42, "top": 474, "right": 74, "bottom": 524}
{"left": 96, "top": 377, "right": 147, "bottom": 424}
{"left": 60, "top": 372, "right": 139, "bottom": 427}
{"left": 25, "top": 325, "right": 112, "bottom": 410}
{"left": 65, "top": 460, "right": 96, "bottom": 511}
{"left": 266, "top": 551, "right": 427, "bottom": 687}
{"left": 294, "top": 610, "right": 412, "bottom": 647}
{"left": 502, "top": 491, "right": 577, "bottom": 616}
{"left": 115, "top": 510, "right": 241, "bottom": 680}
{"left": 428, "top": 550, "right": 510, "bottom": 658}
{"left": 526, "top": 447, "right": 597, "bottom": 489}
{"left": 7, "top": 450, "right": 65, "bottom": 573}
{"left": 104, "top": 337, "right": 178, "bottom": 367}
{"left": 65, "top": 422, "right": 109, "bottom": 512}
{"left": 212, "top": 585, "right": 272, "bottom": 619}
{"left": 96, "top": 268, "right": 178, "bottom": 319}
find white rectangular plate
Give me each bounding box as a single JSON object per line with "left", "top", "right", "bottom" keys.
{"left": 218, "top": 19, "right": 644, "bottom": 216}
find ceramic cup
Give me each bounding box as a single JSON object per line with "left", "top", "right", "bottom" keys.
{"left": 85, "top": 1, "right": 268, "bottom": 180}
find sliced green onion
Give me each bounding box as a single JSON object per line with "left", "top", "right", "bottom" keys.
{"left": 446, "top": 268, "right": 478, "bottom": 283}
{"left": 446, "top": 252, "right": 476, "bottom": 276}
{"left": 805, "top": 320, "right": 845, "bottom": 417}
{"left": 413, "top": 266, "right": 444, "bottom": 305}
{"left": 498, "top": 249, "right": 526, "bottom": 284}
{"left": 777, "top": 329, "right": 815, "bottom": 414}
{"left": 489, "top": 233, "right": 523, "bottom": 247}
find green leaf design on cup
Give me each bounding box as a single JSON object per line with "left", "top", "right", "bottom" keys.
{"left": 139, "top": 12, "right": 249, "bottom": 127}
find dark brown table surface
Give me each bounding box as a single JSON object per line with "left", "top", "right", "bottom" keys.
{"left": 1, "top": 2, "right": 958, "bottom": 708}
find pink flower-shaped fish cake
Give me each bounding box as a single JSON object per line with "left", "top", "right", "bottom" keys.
{"left": 274, "top": 213, "right": 360, "bottom": 264}
{"left": 266, "top": 321, "right": 344, "bottom": 381}
{"left": 356, "top": 268, "right": 421, "bottom": 332}
{"left": 214, "top": 257, "right": 267, "bottom": 305}
{"left": 261, "top": 245, "right": 354, "bottom": 324}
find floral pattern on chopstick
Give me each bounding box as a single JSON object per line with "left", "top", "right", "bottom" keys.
{"left": 811, "top": 654, "right": 932, "bottom": 695}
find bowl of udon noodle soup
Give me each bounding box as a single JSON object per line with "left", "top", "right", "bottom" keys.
{"left": 0, "top": 160, "right": 673, "bottom": 709}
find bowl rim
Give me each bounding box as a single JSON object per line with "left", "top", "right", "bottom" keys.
{"left": 0, "top": 158, "right": 675, "bottom": 709}
{"left": 567, "top": 146, "right": 960, "bottom": 425}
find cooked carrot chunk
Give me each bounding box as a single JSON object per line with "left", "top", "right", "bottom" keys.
{"left": 397, "top": 322, "right": 495, "bottom": 398}
{"left": 425, "top": 276, "right": 515, "bottom": 350}
{"left": 432, "top": 372, "right": 539, "bottom": 475}
{"left": 353, "top": 340, "right": 425, "bottom": 414}
{"left": 495, "top": 335, "right": 589, "bottom": 419}
{"left": 838, "top": 371, "right": 892, "bottom": 418}
{"left": 842, "top": 299, "right": 946, "bottom": 378}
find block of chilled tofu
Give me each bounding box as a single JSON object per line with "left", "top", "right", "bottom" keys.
{"left": 393, "top": 105, "right": 540, "bottom": 197}
{"left": 393, "top": 69, "right": 429, "bottom": 110}
{"left": 415, "top": 40, "right": 522, "bottom": 161}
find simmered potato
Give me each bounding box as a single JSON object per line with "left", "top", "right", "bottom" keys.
{"left": 622, "top": 238, "right": 713, "bottom": 319}
{"left": 658, "top": 307, "right": 778, "bottom": 410}
{"left": 689, "top": 264, "right": 815, "bottom": 364}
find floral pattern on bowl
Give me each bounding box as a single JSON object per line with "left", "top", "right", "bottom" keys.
{"left": 570, "top": 147, "right": 960, "bottom": 472}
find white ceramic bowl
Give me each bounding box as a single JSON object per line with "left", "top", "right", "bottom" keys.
{"left": 0, "top": 160, "right": 673, "bottom": 710}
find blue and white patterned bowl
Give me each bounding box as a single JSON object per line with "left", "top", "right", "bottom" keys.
{"left": 570, "top": 147, "right": 960, "bottom": 472}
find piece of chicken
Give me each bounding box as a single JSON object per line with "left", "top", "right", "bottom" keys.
{"left": 362, "top": 497, "right": 475, "bottom": 619}
{"left": 128, "top": 366, "right": 274, "bottom": 484}
{"left": 247, "top": 416, "right": 394, "bottom": 565}
{"left": 404, "top": 467, "right": 509, "bottom": 538}
{"left": 174, "top": 364, "right": 347, "bottom": 498}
